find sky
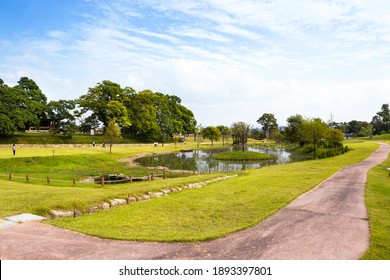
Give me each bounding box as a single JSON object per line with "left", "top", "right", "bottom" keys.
{"left": 0, "top": 0, "right": 389, "bottom": 127}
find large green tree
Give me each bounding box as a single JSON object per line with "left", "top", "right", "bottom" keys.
{"left": 154, "top": 92, "right": 196, "bottom": 145}
{"left": 284, "top": 114, "right": 305, "bottom": 146}
{"left": 217, "top": 125, "right": 231, "bottom": 145}
{"left": 46, "top": 99, "right": 76, "bottom": 137}
{"left": 77, "top": 80, "right": 132, "bottom": 130}
{"left": 257, "top": 113, "right": 278, "bottom": 139}
{"left": 123, "top": 90, "right": 160, "bottom": 141}
{"left": 202, "top": 126, "right": 221, "bottom": 146}
{"left": 231, "top": 121, "right": 250, "bottom": 150}
{"left": 301, "top": 118, "right": 329, "bottom": 159}
{"left": 0, "top": 77, "right": 47, "bottom": 136}
{"left": 371, "top": 103, "right": 390, "bottom": 135}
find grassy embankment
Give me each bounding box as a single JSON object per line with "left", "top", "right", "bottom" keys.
{"left": 46, "top": 141, "right": 379, "bottom": 242}
{"left": 361, "top": 136, "right": 390, "bottom": 259}
{"left": 212, "top": 151, "right": 274, "bottom": 161}
{"left": 0, "top": 140, "right": 228, "bottom": 217}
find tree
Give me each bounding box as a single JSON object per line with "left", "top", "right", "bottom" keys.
{"left": 284, "top": 114, "right": 304, "bottom": 146}
{"left": 104, "top": 119, "right": 122, "bottom": 153}
{"left": 327, "top": 128, "right": 344, "bottom": 148}
{"left": 15, "top": 77, "right": 47, "bottom": 128}
{"left": 46, "top": 99, "right": 76, "bottom": 137}
{"left": 0, "top": 77, "right": 47, "bottom": 136}
{"left": 75, "top": 112, "right": 101, "bottom": 134}
{"left": 249, "top": 127, "right": 264, "bottom": 140}
{"left": 154, "top": 92, "right": 197, "bottom": 145}
{"left": 257, "top": 113, "right": 278, "bottom": 139}
{"left": 231, "top": 121, "right": 250, "bottom": 150}
{"left": 202, "top": 126, "right": 221, "bottom": 146}
{"left": 123, "top": 90, "right": 160, "bottom": 141}
{"left": 371, "top": 104, "right": 390, "bottom": 135}
{"left": 301, "top": 118, "right": 328, "bottom": 159}
{"left": 217, "top": 125, "right": 231, "bottom": 145}
{"left": 77, "top": 80, "right": 131, "bottom": 130}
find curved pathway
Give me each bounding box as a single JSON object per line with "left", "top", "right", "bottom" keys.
{"left": 1, "top": 143, "right": 389, "bottom": 260}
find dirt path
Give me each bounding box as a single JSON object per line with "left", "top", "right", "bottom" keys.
{"left": 1, "top": 143, "right": 389, "bottom": 260}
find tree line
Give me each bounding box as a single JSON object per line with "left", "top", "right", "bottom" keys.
{"left": 202, "top": 105, "right": 390, "bottom": 159}
{"left": 0, "top": 77, "right": 197, "bottom": 144}
{"left": 1, "top": 77, "right": 389, "bottom": 154}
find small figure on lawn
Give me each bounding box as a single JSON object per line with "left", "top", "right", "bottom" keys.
{"left": 102, "top": 142, "right": 106, "bottom": 148}
{"left": 12, "top": 144, "right": 16, "bottom": 156}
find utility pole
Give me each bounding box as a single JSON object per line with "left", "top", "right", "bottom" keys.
{"left": 330, "top": 112, "right": 334, "bottom": 127}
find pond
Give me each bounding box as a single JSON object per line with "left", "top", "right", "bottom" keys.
{"left": 135, "top": 146, "right": 312, "bottom": 173}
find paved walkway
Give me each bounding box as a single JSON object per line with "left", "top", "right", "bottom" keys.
{"left": 1, "top": 143, "right": 389, "bottom": 260}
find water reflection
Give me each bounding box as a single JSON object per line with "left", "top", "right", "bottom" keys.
{"left": 135, "top": 146, "right": 310, "bottom": 173}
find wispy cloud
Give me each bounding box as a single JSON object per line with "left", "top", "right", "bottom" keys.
{"left": 1, "top": 0, "right": 389, "bottom": 126}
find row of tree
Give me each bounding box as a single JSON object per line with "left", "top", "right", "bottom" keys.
{"left": 1, "top": 77, "right": 389, "bottom": 151}
{"left": 0, "top": 78, "right": 197, "bottom": 143}
{"left": 201, "top": 114, "right": 345, "bottom": 158}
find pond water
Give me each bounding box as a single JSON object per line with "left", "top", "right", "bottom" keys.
{"left": 135, "top": 146, "right": 311, "bottom": 173}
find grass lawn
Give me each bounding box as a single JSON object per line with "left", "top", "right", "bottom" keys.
{"left": 0, "top": 142, "right": 222, "bottom": 182}
{"left": 0, "top": 173, "right": 228, "bottom": 218}
{"left": 361, "top": 153, "right": 390, "bottom": 259}
{"left": 46, "top": 141, "right": 380, "bottom": 242}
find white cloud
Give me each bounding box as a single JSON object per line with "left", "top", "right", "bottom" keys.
{"left": 1, "top": 0, "right": 389, "bottom": 127}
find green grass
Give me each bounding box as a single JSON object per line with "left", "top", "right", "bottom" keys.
{"left": 0, "top": 173, "right": 227, "bottom": 218}
{"left": 361, "top": 153, "right": 390, "bottom": 259}
{"left": 212, "top": 151, "right": 274, "bottom": 161}
{"left": 46, "top": 141, "right": 380, "bottom": 242}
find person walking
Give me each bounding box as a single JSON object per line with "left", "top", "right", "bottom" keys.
{"left": 12, "top": 144, "right": 16, "bottom": 156}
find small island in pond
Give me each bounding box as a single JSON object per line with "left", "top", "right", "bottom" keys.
{"left": 212, "top": 151, "right": 274, "bottom": 161}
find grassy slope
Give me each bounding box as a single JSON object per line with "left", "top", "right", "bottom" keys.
{"left": 0, "top": 173, "right": 227, "bottom": 218}
{"left": 213, "top": 151, "right": 273, "bottom": 161}
{"left": 361, "top": 152, "right": 390, "bottom": 259}
{"left": 47, "top": 141, "right": 379, "bottom": 242}
{"left": 0, "top": 143, "right": 219, "bottom": 180}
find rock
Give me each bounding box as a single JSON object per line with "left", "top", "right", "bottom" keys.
{"left": 101, "top": 202, "right": 110, "bottom": 210}
{"left": 50, "top": 210, "right": 75, "bottom": 219}
{"left": 154, "top": 191, "right": 164, "bottom": 197}
{"left": 127, "top": 197, "right": 137, "bottom": 203}
{"left": 74, "top": 211, "right": 83, "bottom": 217}
{"left": 88, "top": 206, "right": 99, "bottom": 214}
{"left": 113, "top": 198, "right": 127, "bottom": 205}
{"left": 109, "top": 200, "right": 119, "bottom": 207}
{"left": 148, "top": 192, "right": 157, "bottom": 198}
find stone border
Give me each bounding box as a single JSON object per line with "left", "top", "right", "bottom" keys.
{"left": 48, "top": 175, "right": 237, "bottom": 219}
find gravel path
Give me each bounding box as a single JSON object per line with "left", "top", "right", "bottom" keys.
{"left": 1, "top": 143, "right": 389, "bottom": 260}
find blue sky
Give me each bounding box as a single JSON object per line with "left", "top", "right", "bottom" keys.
{"left": 1, "top": 0, "right": 389, "bottom": 127}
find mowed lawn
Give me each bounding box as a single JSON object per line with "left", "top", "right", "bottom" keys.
{"left": 0, "top": 143, "right": 209, "bottom": 181}
{"left": 45, "top": 141, "right": 380, "bottom": 242}
{"left": 362, "top": 151, "right": 390, "bottom": 259}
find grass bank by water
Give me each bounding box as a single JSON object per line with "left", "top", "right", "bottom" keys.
{"left": 212, "top": 151, "right": 274, "bottom": 161}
